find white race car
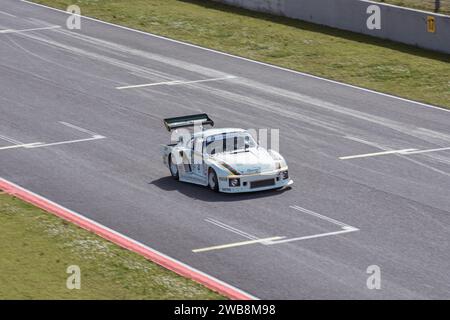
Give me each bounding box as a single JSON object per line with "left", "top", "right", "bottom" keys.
{"left": 161, "top": 114, "right": 293, "bottom": 193}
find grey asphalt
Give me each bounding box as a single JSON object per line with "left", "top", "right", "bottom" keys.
{"left": 1, "top": 0, "right": 449, "bottom": 299}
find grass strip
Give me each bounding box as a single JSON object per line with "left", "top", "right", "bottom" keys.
{"left": 0, "top": 192, "right": 224, "bottom": 299}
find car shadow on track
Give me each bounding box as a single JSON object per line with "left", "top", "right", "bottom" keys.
{"left": 149, "top": 176, "right": 291, "bottom": 202}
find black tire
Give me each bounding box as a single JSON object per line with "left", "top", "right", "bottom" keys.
{"left": 168, "top": 153, "right": 179, "bottom": 180}
{"left": 208, "top": 169, "right": 219, "bottom": 192}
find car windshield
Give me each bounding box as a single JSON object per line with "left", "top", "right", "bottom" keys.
{"left": 205, "top": 132, "right": 256, "bottom": 155}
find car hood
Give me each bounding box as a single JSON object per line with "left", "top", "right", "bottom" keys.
{"left": 211, "top": 147, "right": 276, "bottom": 174}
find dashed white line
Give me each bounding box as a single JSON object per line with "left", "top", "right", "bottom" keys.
{"left": 116, "top": 76, "right": 237, "bottom": 90}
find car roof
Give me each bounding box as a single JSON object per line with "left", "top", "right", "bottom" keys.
{"left": 192, "top": 128, "right": 246, "bottom": 139}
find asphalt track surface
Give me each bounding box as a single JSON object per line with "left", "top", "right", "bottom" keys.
{"left": 1, "top": 0, "right": 449, "bottom": 299}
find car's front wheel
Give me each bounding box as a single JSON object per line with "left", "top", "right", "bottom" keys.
{"left": 208, "top": 169, "right": 219, "bottom": 192}
{"left": 169, "top": 153, "right": 179, "bottom": 180}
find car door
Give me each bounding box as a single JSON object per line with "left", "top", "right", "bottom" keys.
{"left": 191, "top": 137, "right": 205, "bottom": 177}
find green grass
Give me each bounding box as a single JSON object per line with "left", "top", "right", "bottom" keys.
{"left": 32, "top": 0, "right": 450, "bottom": 108}
{"left": 0, "top": 192, "right": 224, "bottom": 299}
{"left": 374, "top": 0, "right": 450, "bottom": 15}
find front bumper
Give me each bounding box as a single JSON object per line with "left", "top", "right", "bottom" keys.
{"left": 218, "top": 169, "right": 293, "bottom": 193}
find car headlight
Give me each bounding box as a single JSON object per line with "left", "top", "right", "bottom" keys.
{"left": 282, "top": 170, "right": 289, "bottom": 180}
{"left": 229, "top": 178, "right": 241, "bottom": 187}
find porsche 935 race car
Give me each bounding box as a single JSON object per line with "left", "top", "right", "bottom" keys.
{"left": 161, "top": 114, "right": 293, "bottom": 193}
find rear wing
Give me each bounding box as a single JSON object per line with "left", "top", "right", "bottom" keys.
{"left": 163, "top": 113, "right": 214, "bottom": 132}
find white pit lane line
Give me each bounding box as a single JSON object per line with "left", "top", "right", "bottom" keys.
{"left": 116, "top": 75, "right": 237, "bottom": 90}
{"left": 0, "top": 122, "right": 106, "bottom": 152}
{"left": 340, "top": 147, "right": 450, "bottom": 160}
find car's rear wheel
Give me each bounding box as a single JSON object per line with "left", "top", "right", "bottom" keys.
{"left": 208, "top": 169, "right": 219, "bottom": 192}
{"left": 169, "top": 153, "right": 179, "bottom": 180}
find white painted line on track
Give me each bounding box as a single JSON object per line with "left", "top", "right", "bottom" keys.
{"left": 195, "top": 218, "right": 286, "bottom": 252}
{"left": 0, "top": 177, "right": 257, "bottom": 300}
{"left": 25, "top": 136, "right": 105, "bottom": 149}
{"left": 0, "top": 10, "right": 16, "bottom": 17}
{"left": 340, "top": 146, "right": 450, "bottom": 160}
{"left": 59, "top": 121, "right": 101, "bottom": 137}
{"left": 0, "top": 134, "right": 24, "bottom": 145}
{"left": 265, "top": 206, "right": 359, "bottom": 245}
{"left": 21, "top": 0, "right": 450, "bottom": 114}
{"left": 290, "top": 205, "right": 354, "bottom": 228}
{"left": 0, "top": 25, "right": 60, "bottom": 34}
{"left": 0, "top": 122, "right": 105, "bottom": 152}
{"left": 266, "top": 228, "right": 358, "bottom": 245}
{"left": 339, "top": 148, "right": 417, "bottom": 160}
{"left": 116, "top": 76, "right": 237, "bottom": 90}
{"left": 205, "top": 218, "right": 260, "bottom": 241}
{"left": 0, "top": 137, "right": 105, "bottom": 151}
{"left": 402, "top": 147, "right": 450, "bottom": 155}
{"left": 192, "top": 237, "right": 284, "bottom": 253}
{"left": 0, "top": 142, "right": 43, "bottom": 151}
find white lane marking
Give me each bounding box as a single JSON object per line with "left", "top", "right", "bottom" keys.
{"left": 290, "top": 205, "right": 353, "bottom": 228}
{"left": 344, "top": 136, "right": 385, "bottom": 149}
{"left": 340, "top": 146, "right": 450, "bottom": 160}
{"left": 21, "top": 0, "right": 450, "bottom": 113}
{"left": 0, "top": 25, "right": 60, "bottom": 34}
{"left": 0, "top": 137, "right": 105, "bottom": 151}
{"left": 0, "top": 142, "right": 43, "bottom": 151}
{"left": 192, "top": 237, "right": 284, "bottom": 253}
{"left": 402, "top": 147, "right": 450, "bottom": 155}
{"left": 0, "top": 10, "right": 16, "bottom": 17}
{"left": 0, "top": 134, "right": 24, "bottom": 145}
{"left": 59, "top": 121, "right": 100, "bottom": 136}
{"left": 0, "top": 122, "right": 105, "bottom": 152}
{"left": 0, "top": 177, "right": 258, "bottom": 300}
{"left": 205, "top": 218, "right": 259, "bottom": 241}
{"left": 339, "top": 148, "right": 417, "bottom": 160}
{"left": 266, "top": 206, "right": 359, "bottom": 245}
{"left": 25, "top": 136, "right": 105, "bottom": 149}
{"left": 116, "top": 75, "right": 237, "bottom": 90}
{"left": 267, "top": 228, "right": 358, "bottom": 245}
{"left": 117, "top": 80, "right": 182, "bottom": 89}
